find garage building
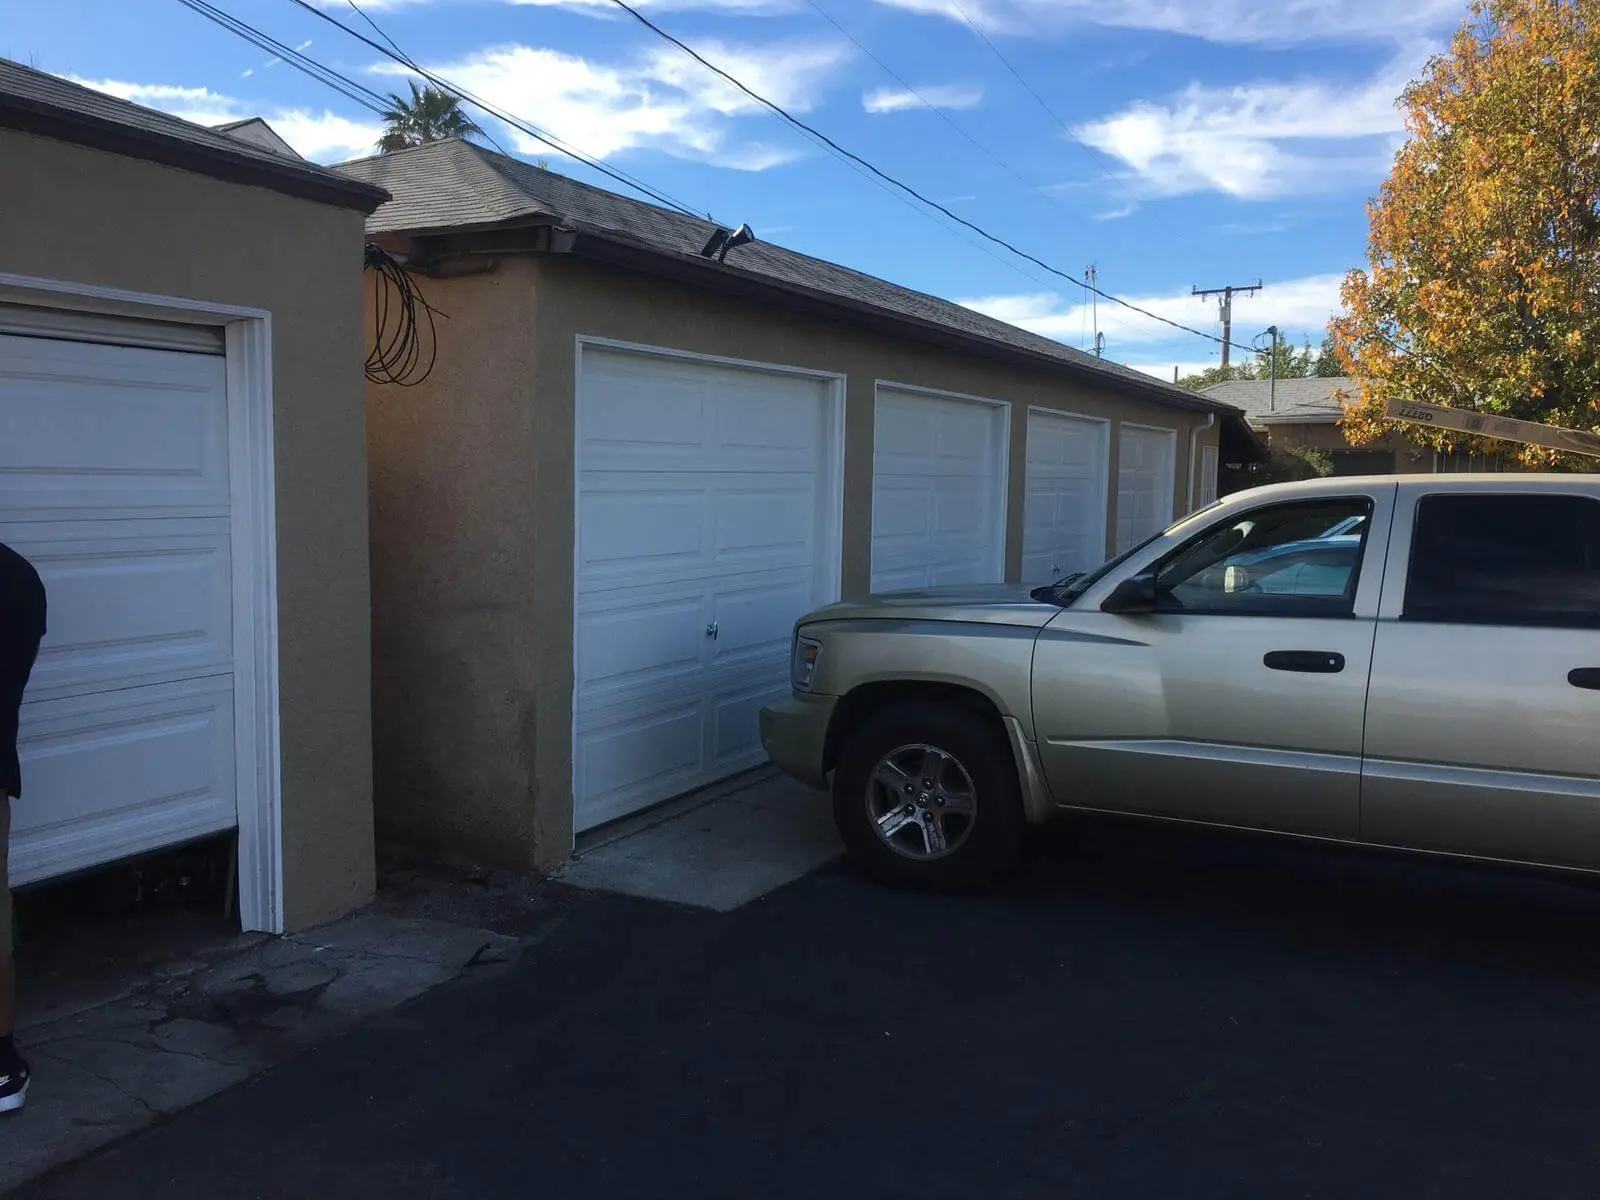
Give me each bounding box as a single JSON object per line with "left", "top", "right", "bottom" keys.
{"left": 335, "top": 138, "right": 1247, "bottom": 870}
{"left": 1, "top": 62, "right": 385, "bottom": 933}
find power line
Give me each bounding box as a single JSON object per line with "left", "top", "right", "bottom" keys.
{"left": 181, "top": 0, "right": 1065, "bottom": 301}
{"left": 602, "top": 0, "right": 1252, "bottom": 355}
{"left": 802, "top": 0, "right": 1098, "bottom": 229}
{"left": 182, "top": 0, "right": 709, "bottom": 220}
{"left": 945, "top": 0, "right": 1138, "bottom": 206}
{"left": 177, "top": 0, "right": 389, "bottom": 115}
{"left": 311, "top": 1, "right": 1051, "bottom": 287}
{"left": 344, "top": 0, "right": 513, "bottom": 158}
{"left": 282, "top": 0, "right": 711, "bottom": 219}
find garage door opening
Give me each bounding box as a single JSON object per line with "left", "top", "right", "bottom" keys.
{"left": 871, "top": 384, "right": 1009, "bottom": 593}
{"left": 1115, "top": 423, "right": 1177, "bottom": 553}
{"left": 1022, "top": 407, "right": 1109, "bottom": 583}
{"left": 572, "top": 341, "right": 844, "bottom": 834}
{"left": 0, "top": 286, "right": 282, "bottom": 935}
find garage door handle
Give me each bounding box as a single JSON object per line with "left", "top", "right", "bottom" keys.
{"left": 706, "top": 622, "right": 719, "bottom": 640}
{"left": 1570, "top": 668, "right": 1600, "bottom": 690}
{"left": 1264, "top": 650, "right": 1344, "bottom": 674}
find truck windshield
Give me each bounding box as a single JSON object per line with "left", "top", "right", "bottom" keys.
{"left": 1029, "top": 501, "right": 1226, "bottom": 608}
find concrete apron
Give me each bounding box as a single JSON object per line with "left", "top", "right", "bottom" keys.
{"left": 3, "top": 912, "right": 523, "bottom": 1192}
{"left": 560, "top": 769, "right": 842, "bottom": 912}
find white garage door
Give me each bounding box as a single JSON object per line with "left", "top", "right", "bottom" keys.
{"left": 871, "top": 385, "right": 1008, "bottom": 592}
{"left": 573, "top": 345, "right": 840, "bottom": 832}
{"left": 0, "top": 327, "right": 240, "bottom": 887}
{"left": 1022, "top": 409, "right": 1108, "bottom": 583}
{"left": 1116, "top": 424, "right": 1177, "bottom": 553}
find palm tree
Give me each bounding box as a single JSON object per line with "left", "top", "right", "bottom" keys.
{"left": 377, "top": 82, "right": 485, "bottom": 153}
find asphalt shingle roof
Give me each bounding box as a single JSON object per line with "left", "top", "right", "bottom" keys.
{"left": 1202, "top": 376, "right": 1357, "bottom": 426}
{"left": 335, "top": 138, "right": 1239, "bottom": 416}
{"left": 0, "top": 59, "right": 386, "bottom": 211}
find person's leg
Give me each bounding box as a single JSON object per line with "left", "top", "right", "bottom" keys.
{"left": 0, "top": 951, "right": 12, "bottom": 1040}
{"left": 0, "top": 795, "right": 24, "bottom": 1113}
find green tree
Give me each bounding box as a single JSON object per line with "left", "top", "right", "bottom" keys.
{"left": 1333, "top": 0, "right": 1600, "bottom": 468}
{"left": 1175, "top": 336, "right": 1313, "bottom": 391}
{"left": 378, "top": 82, "right": 486, "bottom": 153}
{"left": 1313, "top": 333, "right": 1344, "bottom": 377}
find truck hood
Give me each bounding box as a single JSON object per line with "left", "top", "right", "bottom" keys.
{"left": 802, "top": 583, "right": 1061, "bottom": 629}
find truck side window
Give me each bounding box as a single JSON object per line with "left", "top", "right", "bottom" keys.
{"left": 1404, "top": 493, "right": 1600, "bottom": 629}
{"left": 1155, "top": 499, "right": 1372, "bottom": 617}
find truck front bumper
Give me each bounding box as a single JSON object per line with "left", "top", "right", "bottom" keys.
{"left": 759, "top": 692, "right": 837, "bottom": 789}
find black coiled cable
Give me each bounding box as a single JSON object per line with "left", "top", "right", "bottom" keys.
{"left": 364, "top": 243, "right": 443, "bottom": 386}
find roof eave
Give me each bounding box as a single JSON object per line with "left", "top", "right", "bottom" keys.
{"left": 1255, "top": 412, "right": 1344, "bottom": 426}
{"left": 557, "top": 228, "right": 1241, "bottom": 419}
{"left": 1, "top": 94, "right": 390, "bottom": 213}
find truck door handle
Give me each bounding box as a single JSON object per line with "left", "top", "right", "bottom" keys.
{"left": 1264, "top": 651, "right": 1345, "bottom": 674}
{"left": 1569, "top": 668, "right": 1600, "bottom": 690}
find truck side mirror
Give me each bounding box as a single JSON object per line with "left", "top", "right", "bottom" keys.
{"left": 1101, "top": 571, "right": 1158, "bottom": 615}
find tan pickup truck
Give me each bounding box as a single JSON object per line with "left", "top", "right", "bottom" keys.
{"left": 760, "top": 475, "right": 1600, "bottom": 887}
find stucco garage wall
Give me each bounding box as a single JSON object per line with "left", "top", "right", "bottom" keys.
{"left": 0, "top": 130, "right": 375, "bottom": 931}
{"left": 524, "top": 254, "right": 1219, "bottom": 868}
{"left": 363, "top": 259, "right": 542, "bottom": 869}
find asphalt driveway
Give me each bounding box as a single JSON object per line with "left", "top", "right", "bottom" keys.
{"left": 18, "top": 815, "right": 1600, "bottom": 1200}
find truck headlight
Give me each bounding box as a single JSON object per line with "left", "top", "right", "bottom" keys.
{"left": 791, "top": 635, "right": 822, "bottom": 692}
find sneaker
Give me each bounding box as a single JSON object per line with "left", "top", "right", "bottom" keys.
{"left": 0, "top": 1056, "right": 29, "bottom": 1113}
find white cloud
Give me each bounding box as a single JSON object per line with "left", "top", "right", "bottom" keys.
{"left": 1074, "top": 54, "right": 1422, "bottom": 198}
{"left": 959, "top": 273, "right": 1346, "bottom": 349}
{"left": 862, "top": 83, "right": 983, "bottom": 114}
{"left": 510, "top": 0, "right": 799, "bottom": 10}
{"left": 338, "top": 0, "right": 801, "bottom": 10}
{"left": 68, "top": 76, "right": 381, "bottom": 162}
{"left": 386, "top": 38, "right": 849, "bottom": 169}
{"left": 870, "top": 0, "right": 1464, "bottom": 45}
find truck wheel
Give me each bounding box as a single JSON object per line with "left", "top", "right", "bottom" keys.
{"left": 832, "top": 701, "right": 1024, "bottom": 889}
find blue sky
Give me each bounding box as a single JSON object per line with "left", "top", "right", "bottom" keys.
{"left": 5, "top": 0, "right": 1473, "bottom": 377}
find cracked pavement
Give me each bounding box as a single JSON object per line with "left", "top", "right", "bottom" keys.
{"left": 18, "top": 816, "right": 1600, "bottom": 1199}
{"left": 1, "top": 911, "right": 527, "bottom": 1191}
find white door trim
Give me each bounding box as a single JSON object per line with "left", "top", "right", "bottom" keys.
{"left": 0, "top": 271, "right": 283, "bottom": 935}
{"left": 1025, "top": 404, "right": 1110, "bottom": 571}
{"left": 872, "top": 380, "right": 1012, "bottom": 586}
{"left": 570, "top": 336, "right": 847, "bottom": 843}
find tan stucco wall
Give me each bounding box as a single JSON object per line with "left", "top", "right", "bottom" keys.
{"left": 364, "top": 260, "right": 542, "bottom": 868}
{"left": 362, "top": 250, "right": 1217, "bottom": 872}
{"left": 1, "top": 131, "right": 376, "bottom": 931}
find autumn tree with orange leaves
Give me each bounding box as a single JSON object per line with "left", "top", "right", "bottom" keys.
{"left": 1333, "top": 0, "right": 1600, "bottom": 468}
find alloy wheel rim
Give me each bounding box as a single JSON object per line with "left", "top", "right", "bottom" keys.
{"left": 865, "top": 742, "right": 979, "bottom": 861}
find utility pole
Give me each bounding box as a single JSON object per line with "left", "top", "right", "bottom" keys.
{"left": 1267, "top": 325, "right": 1279, "bottom": 413}
{"left": 1086, "top": 264, "right": 1100, "bottom": 357}
{"left": 1191, "top": 279, "right": 1262, "bottom": 368}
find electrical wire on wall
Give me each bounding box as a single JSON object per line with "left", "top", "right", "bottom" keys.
{"left": 364, "top": 243, "right": 442, "bottom": 386}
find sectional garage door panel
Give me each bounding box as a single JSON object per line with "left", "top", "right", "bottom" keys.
{"left": 871, "top": 388, "right": 1008, "bottom": 593}
{"left": 0, "top": 329, "right": 238, "bottom": 887}
{"left": 0, "top": 334, "right": 229, "bottom": 515}
{"left": 10, "top": 519, "right": 234, "bottom": 703}
{"left": 574, "top": 347, "right": 838, "bottom": 832}
{"left": 1022, "top": 410, "right": 1108, "bottom": 583}
{"left": 1116, "top": 425, "right": 1177, "bottom": 553}
{"left": 10, "top": 677, "right": 237, "bottom": 888}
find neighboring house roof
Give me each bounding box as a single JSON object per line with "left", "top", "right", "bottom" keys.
{"left": 1202, "top": 377, "right": 1357, "bottom": 426}
{"left": 213, "top": 117, "right": 304, "bottom": 162}
{"left": 0, "top": 59, "right": 386, "bottom": 212}
{"left": 334, "top": 138, "right": 1243, "bottom": 420}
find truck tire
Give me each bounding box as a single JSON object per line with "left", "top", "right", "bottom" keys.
{"left": 832, "top": 701, "right": 1025, "bottom": 889}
